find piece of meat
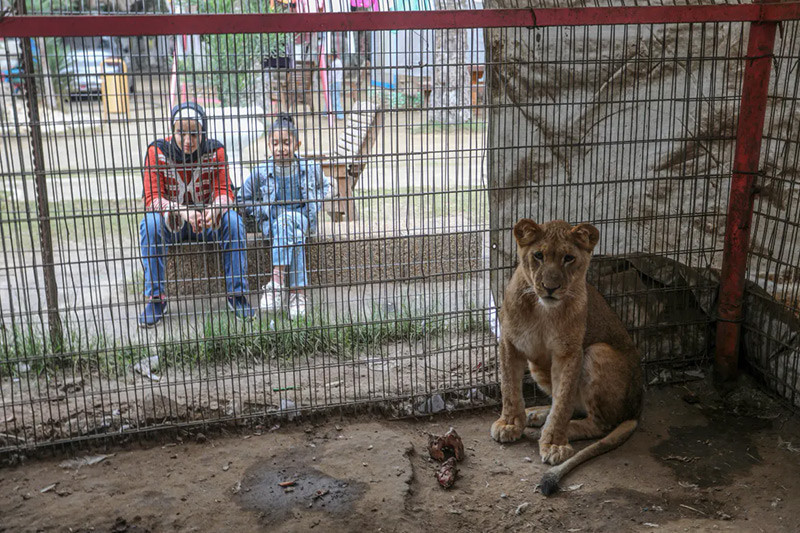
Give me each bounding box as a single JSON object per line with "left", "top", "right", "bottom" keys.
{"left": 435, "top": 457, "right": 459, "bottom": 489}
{"left": 427, "top": 427, "right": 465, "bottom": 462}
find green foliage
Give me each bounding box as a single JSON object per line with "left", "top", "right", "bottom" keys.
{"left": 376, "top": 89, "right": 425, "bottom": 110}
{"left": 24, "top": 0, "right": 75, "bottom": 14}
{"left": 0, "top": 325, "right": 46, "bottom": 377}
{"left": 193, "top": 301, "right": 489, "bottom": 364}
{"left": 0, "top": 324, "right": 103, "bottom": 377}
{"left": 45, "top": 37, "right": 65, "bottom": 66}
{"left": 190, "top": 0, "right": 289, "bottom": 106}
{"left": 200, "top": 34, "right": 271, "bottom": 106}
{"left": 0, "top": 301, "right": 491, "bottom": 379}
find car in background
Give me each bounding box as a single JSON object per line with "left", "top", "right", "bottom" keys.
{"left": 0, "top": 38, "right": 38, "bottom": 95}
{"left": 59, "top": 36, "right": 134, "bottom": 98}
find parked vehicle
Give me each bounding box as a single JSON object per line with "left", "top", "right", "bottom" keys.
{"left": 59, "top": 36, "right": 134, "bottom": 98}
{"left": 0, "top": 38, "right": 38, "bottom": 95}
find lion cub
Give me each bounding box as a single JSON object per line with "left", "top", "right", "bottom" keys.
{"left": 491, "top": 219, "right": 643, "bottom": 496}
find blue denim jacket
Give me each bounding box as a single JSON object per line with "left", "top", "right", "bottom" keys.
{"left": 237, "top": 156, "right": 331, "bottom": 230}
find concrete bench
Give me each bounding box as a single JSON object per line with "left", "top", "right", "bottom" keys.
{"left": 164, "top": 221, "right": 483, "bottom": 296}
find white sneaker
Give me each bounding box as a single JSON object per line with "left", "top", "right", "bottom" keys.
{"left": 287, "top": 292, "right": 307, "bottom": 319}
{"left": 259, "top": 281, "right": 285, "bottom": 312}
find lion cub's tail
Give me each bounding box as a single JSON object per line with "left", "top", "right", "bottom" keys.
{"left": 539, "top": 419, "right": 638, "bottom": 497}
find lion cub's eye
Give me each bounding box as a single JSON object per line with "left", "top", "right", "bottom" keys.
{"left": 564, "top": 254, "right": 575, "bottom": 264}
{"left": 533, "top": 251, "right": 544, "bottom": 261}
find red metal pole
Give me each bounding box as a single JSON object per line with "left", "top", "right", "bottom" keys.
{"left": 715, "top": 20, "right": 778, "bottom": 382}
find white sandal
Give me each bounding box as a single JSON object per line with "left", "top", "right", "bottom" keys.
{"left": 259, "top": 280, "right": 285, "bottom": 312}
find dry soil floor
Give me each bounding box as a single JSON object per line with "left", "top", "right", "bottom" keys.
{"left": 2, "top": 376, "right": 800, "bottom": 533}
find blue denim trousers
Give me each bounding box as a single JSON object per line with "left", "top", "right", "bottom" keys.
{"left": 262, "top": 207, "right": 309, "bottom": 289}
{"left": 329, "top": 81, "right": 344, "bottom": 119}
{"left": 139, "top": 210, "right": 249, "bottom": 299}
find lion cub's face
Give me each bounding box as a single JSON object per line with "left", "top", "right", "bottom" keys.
{"left": 513, "top": 219, "right": 599, "bottom": 308}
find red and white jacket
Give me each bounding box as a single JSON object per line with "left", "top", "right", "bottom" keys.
{"left": 143, "top": 138, "right": 233, "bottom": 230}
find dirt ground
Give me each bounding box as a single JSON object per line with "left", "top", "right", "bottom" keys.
{"left": 2, "top": 376, "right": 800, "bottom": 533}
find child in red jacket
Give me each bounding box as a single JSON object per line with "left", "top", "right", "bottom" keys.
{"left": 138, "top": 102, "right": 253, "bottom": 327}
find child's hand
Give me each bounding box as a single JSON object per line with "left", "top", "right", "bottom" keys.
{"left": 203, "top": 207, "right": 222, "bottom": 229}
{"left": 182, "top": 209, "right": 204, "bottom": 232}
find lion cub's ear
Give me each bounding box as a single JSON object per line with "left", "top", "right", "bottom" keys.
{"left": 513, "top": 219, "right": 542, "bottom": 247}
{"left": 571, "top": 223, "right": 600, "bottom": 251}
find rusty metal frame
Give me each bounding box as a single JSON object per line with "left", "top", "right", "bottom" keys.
{"left": 2, "top": 4, "right": 800, "bottom": 37}
{"left": 715, "top": 19, "right": 779, "bottom": 382}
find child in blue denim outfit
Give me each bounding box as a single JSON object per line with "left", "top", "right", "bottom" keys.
{"left": 237, "top": 114, "right": 331, "bottom": 318}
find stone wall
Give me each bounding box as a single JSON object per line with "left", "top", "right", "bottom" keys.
{"left": 165, "top": 229, "right": 483, "bottom": 296}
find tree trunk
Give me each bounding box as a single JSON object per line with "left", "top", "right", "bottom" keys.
{"left": 427, "top": 0, "right": 471, "bottom": 124}
{"left": 35, "top": 37, "right": 61, "bottom": 112}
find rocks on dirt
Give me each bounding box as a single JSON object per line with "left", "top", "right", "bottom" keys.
{"left": 133, "top": 355, "right": 162, "bottom": 382}
{"left": 59, "top": 379, "right": 83, "bottom": 394}
{"left": 427, "top": 427, "right": 465, "bottom": 489}
{"left": 142, "top": 392, "right": 187, "bottom": 422}
{"left": 278, "top": 399, "right": 298, "bottom": 421}
{"left": 58, "top": 454, "right": 114, "bottom": 469}
{"left": 416, "top": 394, "right": 447, "bottom": 415}
{"left": 40, "top": 483, "right": 58, "bottom": 493}
{"left": 111, "top": 517, "right": 129, "bottom": 533}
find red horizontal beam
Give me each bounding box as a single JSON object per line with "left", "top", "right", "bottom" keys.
{"left": 537, "top": 3, "right": 798, "bottom": 26}
{"left": 2, "top": 4, "right": 800, "bottom": 37}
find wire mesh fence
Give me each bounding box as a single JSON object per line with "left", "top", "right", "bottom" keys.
{"left": 747, "top": 18, "right": 800, "bottom": 410}
{"left": 2, "top": 10, "right": 496, "bottom": 450}
{"left": 1, "top": 4, "right": 800, "bottom": 451}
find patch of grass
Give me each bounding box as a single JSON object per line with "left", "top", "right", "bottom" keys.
{"left": 1, "top": 302, "right": 493, "bottom": 379}
{"left": 0, "top": 324, "right": 106, "bottom": 377}
{"left": 0, "top": 324, "right": 48, "bottom": 377}
{"left": 373, "top": 88, "right": 426, "bottom": 111}
{"left": 191, "top": 302, "right": 489, "bottom": 365}
{"left": 92, "top": 343, "right": 154, "bottom": 378}
{"left": 423, "top": 189, "right": 487, "bottom": 220}
{"left": 196, "top": 314, "right": 267, "bottom": 362}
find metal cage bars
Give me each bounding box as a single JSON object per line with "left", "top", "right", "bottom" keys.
{"left": 2, "top": 5, "right": 799, "bottom": 381}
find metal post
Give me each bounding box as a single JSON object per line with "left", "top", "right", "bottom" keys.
{"left": 715, "top": 19, "right": 778, "bottom": 382}
{"left": 17, "top": 0, "right": 64, "bottom": 353}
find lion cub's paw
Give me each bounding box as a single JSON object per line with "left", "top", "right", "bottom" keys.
{"left": 491, "top": 418, "right": 525, "bottom": 443}
{"left": 525, "top": 406, "right": 550, "bottom": 428}
{"left": 539, "top": 442, "right": 575, "bottom": 465}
